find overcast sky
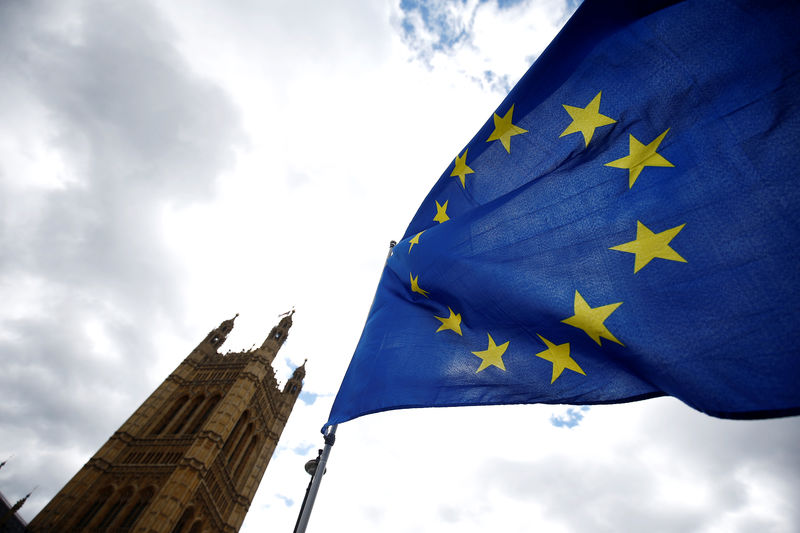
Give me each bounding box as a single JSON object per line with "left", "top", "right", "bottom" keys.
{"left": 1, "top": 0, "right": 798, "bottom": 531}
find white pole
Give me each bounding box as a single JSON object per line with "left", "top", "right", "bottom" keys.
{"left": 294, "top": 424, "right": 337, "bottom": 533}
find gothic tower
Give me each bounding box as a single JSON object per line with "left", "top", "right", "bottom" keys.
{"left": 28, "top": 311, "right": 304, "bottom": 533}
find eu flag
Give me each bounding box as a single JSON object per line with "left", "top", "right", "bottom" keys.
{"left": 327, "top": 0, "right": 800, "bottom": 428}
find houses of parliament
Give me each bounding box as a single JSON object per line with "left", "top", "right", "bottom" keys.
{"left": 25, "top": 311, "right": 305, "bottom": 532}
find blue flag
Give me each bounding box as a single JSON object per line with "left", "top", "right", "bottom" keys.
{"left": 327, "top": 0, "right": 800, "bottom": 428}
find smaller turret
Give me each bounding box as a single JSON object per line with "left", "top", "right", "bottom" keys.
{"left": 283, "top": 359, "right": 306, "bottom": 399}
{"left": 199, "top": 313, "right": 238, "bottom": 353}
{"left": 0, "top": 461, "right": 32, "bottom": 531}
{"left": 255, "top": 309, "right": 294, "bottom": 363}
{"left": 0, "top": 492, "right": 31, "bottom": 530}
{"left": 292, "top": 359, "right": 306, "bottom": 381}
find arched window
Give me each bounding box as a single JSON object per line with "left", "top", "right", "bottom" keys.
{"left": 170, "top": 395, "right": 205, "bottom": 434}
{"left": 189, "top": 394, "right": 221, "bottom": 434}
{"left": 118, "top": 486, "right": 155, "bottom": 530}
{"left": 188, "top": 520, "right": 204, "bottom": 533}
{"left": 152, "top": 395, "right": 189, "bottom": 436}
{"left": 228, "top": 422, "right": 253, "bottom": 468}
{"left": 233, "top": 435, "right": 260, "bottom": 486}
{"left": 223, "top": 411, "right": 249, "bottom": 457}
{"left": 170, "top": 506, "right": 194, "bottom": 533}
{"left": 73, "top": 485, "right": 113, "bottom": 530}
{"left": 97, "top": 486, "right": 134, "bottom": 529}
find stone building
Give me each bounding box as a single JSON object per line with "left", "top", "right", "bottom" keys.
{"left": 28, "top": 311, "right": 305, "bottom": 532}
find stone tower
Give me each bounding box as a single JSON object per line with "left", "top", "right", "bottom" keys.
{"left": 28, "top": 311, "right": 305, "bottom": 533}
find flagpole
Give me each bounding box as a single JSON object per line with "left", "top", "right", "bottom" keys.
{"left": 294, "top": 424, "right": 336, "bottom": 533}
{"left": 293, "top": 240, "right": 396, "bottom": 533}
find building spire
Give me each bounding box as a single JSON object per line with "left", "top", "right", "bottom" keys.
{"left": 202, "top": 313, "right": 238, "bottom": 351}
{"left": 292, "top": 359, "right": 307, "bottom": 380}
{"left": 254, "top": 309, "right": 296, "bottom": 365}
{"left": 0, "top": 487, "right": 34, "bottom": 529}
{"left": 0, "top": 455, "right": 14, "bottom": 472}
{"left": 220, "top": 313, "right": 239, "bottom": 332}
{"left": 283, "top": 358, "right": 306, "bottom": 398}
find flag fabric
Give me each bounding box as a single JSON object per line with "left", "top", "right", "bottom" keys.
{"left": 326, "top": 0, "right": 800, "bottom": 429}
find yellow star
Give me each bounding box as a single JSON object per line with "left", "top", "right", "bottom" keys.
{"left": 561, "top": 290, "right": 623, "bottom": 346}
{"left": 450, "top": 149, "right": 474, "bottom": 188}
{"left": 610, "top": 221, "right": 687, "bottom": 273}
{"left": 472, "top": 333, "right": 509, "bottom": 373}
{"left": 486, "top": 104, "right": 528, "bottom": 153}
{"left": 434, "top": 307, "right": 462, "bottom": 336}
{"left": 534, "top": 335, "right": 585, "bottom": 384}
{"left": 409, "top": 273, "right": 429, "bottom": 298}
{"left": 433, "top": 200, "right": 449, "bottom": 224}
{"left": 560, "top": 91, "right": 616, "bottom": 146}
{"left": 605, "top": 129, "right": 674, "bottom": 188}
{"left": 408, "top": 231, "right": 424, "bottom": 253}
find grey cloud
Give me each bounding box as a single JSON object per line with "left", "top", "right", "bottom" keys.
{"left": 641, "top": 405, "right": 800, "bottom": 477}
{"left": 438, "top": 504, "right": 463, "bottom": 523}
{"left": 481, "top": 457, "right": 707, "bottom": 532}
{"left": 639, "top": 405, "right": 800, "bottom": 530}
{"left": 10, "top": 3, "right": 241, "bottom": 198}
{"left": 164, "top": 0, "right": 391, "bottom": 80}
{"left": 0, "top": 0, "right": 244, "bottom": 519}
{"left": 477, "top": 402, "right": 800, "bottom": 532}
{"left": 362, "top": 505, "right": 386, "bottom": 526}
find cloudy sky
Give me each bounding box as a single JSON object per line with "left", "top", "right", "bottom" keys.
{"left": 1, "top": 0, "right": 798, "bottom": 531}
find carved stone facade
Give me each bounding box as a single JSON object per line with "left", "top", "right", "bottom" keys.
{"left": 28, "top": 312, "right": 304, "bottom": 533}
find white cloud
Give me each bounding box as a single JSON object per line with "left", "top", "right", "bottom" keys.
{"left": 398, "top": 0, "right": 573, "bottom": 92}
